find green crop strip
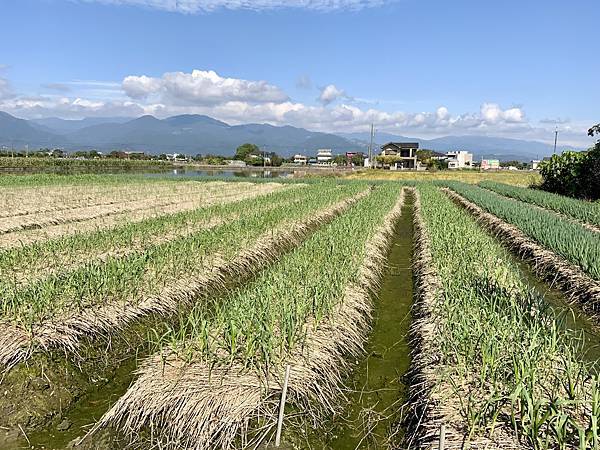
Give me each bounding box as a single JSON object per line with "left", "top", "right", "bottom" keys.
{"left": 418, "top": 184, "right": 599, "bottom": 449}
{"left": 446, "top": 182, "right": 600, "bottom": 281}
{"left": 480, "top": 181, "right": 600, "bottom": 228}
{"left": 0, "top": 182, "right": 365, "bottom": 329}
{"left": 0, "top": 184, "right": 297, "bottom": 284}
{"left": 151, "top": 183, "right": 401, "bottom": 370}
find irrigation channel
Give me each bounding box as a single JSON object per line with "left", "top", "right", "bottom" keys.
{"left": 297, "top": 192, "right": 415, "bottom": 449}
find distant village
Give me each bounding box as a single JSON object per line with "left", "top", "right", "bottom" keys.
{"left": 2, "top": 142, "right": 543, "bottom": 171}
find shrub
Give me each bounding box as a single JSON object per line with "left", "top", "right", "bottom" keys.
{"left": 539, "top": 141, "right": 600, "bottom": 200}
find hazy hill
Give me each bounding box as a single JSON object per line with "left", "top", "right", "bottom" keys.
{"left": 30, "top": 116, "right": 131, "bottom": 134}
{"left": 0, "top": 111, "right": 66, "bottom": 148}
{"left": 0, "top": 111, "right": 582, "bottom": 160}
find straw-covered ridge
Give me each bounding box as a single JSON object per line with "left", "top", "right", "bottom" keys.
{"left": 478, "top": 181, "right": 600, "bottom": 233}
{"left": 91, "top": 185, "right": 405, "bottom": 449}
{"left": 404, "top": 186, "right": 447, "bottom": 448}
{"left": 444, "top": 187, "right": 600, "bottom": 319}
{"left": 0, "top": 182, "right": 289, "bottom": 249}
{"left": 0, "top": 187, "right": 368, "bottom": 368}
{"left": 406, "top": 185, "right": 599, "bottom": 449}
{"left": 0, "top": 181, "right": 284, "bottom": 236}
{"left": 0, "top": 180, "right": 231, "bottom": 219}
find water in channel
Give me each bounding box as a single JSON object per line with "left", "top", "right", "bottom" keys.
{"left": 298, "top": 191, "right": 415, "bottom": 449}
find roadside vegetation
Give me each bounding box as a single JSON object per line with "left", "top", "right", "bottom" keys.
{"left": 537, "top": 123, "right": 600, "bottom": 200}
{"left": 351, "top": 169, "right": 540, "bottom": 186}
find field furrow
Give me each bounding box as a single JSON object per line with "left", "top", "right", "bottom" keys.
{"left": 90, "top": 184, "right": 404, "bottom": 449}
{"left": 0, "top": 183, "right": 365, "bottom": 368}
{"left": 407, "top": 185, "right": 599, "bottom": 449}
{"left": 479, "top": 181, "right": 600, "bottom": 231}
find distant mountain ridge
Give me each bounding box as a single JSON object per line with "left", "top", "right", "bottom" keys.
{"left": 0, "top": 111, "right": 579, "bottom": 160}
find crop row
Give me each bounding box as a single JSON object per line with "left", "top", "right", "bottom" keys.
{"left": 0, "top": 180, "right": 279, "bottom": 235}
{"left": 0, "top": 182, "right": 286, "bottom": 248}
{"left": 445, "top": 182, "right": 600, "bottom": 281}
{"left": 0, "top": 185, "right": 303, "bottom": 289}
{"left": 480, "top": 180, "right": 600, "bottom": 230}
{"left": 0, "top": 182, "right": 365, "bottom": 367}
{"left": 0, "top": 181, "right": 290, "bottom": 272}
{"left": 0, "top": 179, "right": 237, "bottom": 219}
{"left": 411, "top": 185, "right": 599, "bottom": 449}
{"left": 93, "top": 184, "right": 404, "bottom": 449}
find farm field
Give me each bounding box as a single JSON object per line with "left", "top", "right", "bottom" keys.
{"left": 0, "top": 174, "right": 598, "bottom": 450}
{"left": 350, "top": 168, "right": 540, "bottom": 186}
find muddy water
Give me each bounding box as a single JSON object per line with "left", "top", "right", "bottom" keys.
{"left": 7, "top": 356, "right": 137, "bottom": 450}
{"left": 513, "top": 258, "right": 600, "bottom": 365}
{"left": 300, "top": 192, "right": 415, "bottom": 449}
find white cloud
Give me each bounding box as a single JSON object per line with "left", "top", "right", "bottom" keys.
{"left": 122, "top": 75, "right": 163, "bottom": 99}
{"left": 122, "top": 70, "right": 288, "bottom": 105}
{"left": 77, "top": 0, "right": 390, "bottom": 13}
{"left": 318, "top": 84, "right": 347, "bottom": 105}
{"left": 480, "top": 102, "right": 525, "bottom": 124}
{"left": 0, "top": 68, "right": 593, "bottom": 147}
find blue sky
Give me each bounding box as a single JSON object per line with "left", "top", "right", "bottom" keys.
{"left": 0, "top": 0, "right": 597, "bottom": 146}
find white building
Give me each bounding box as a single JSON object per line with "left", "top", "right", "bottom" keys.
{"left": 316, "top": 149, "right": 333, "bottom": 164}
{"left": 166, "top": 153, "right": 187, "bottom": 162}
{"left": 531, "top": 160, "right": 541, "bottom": 170}
{"left": 293, "top": 154, "right": 308, "bottom": 165}
{"left": 226, "top": 159, "right": 247, "bottom": 167}
{"left": 446, "top": 151, "right": 473, "bottom": 169}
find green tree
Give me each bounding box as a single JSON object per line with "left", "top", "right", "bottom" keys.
{"left": 332, "top": 154, "right": 347, "bottom": 165}
{"left": 350, "top": 153, "right": 364, "bottom": 166}
{"left": 270, "top": 153, "right": 283, "bottom": 167}
{"left": 235, "top": 143, "right": 261, "bottom": 161}
{"left": 539, "top": 122, "right": 600, "bottom": 199}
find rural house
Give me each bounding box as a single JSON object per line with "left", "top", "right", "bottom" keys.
{"left": 446, "top": 151, "right": 473, "bottom": 169}
{"left": 379, "top": 142, "right": 419, "bottom": 169}
{"left": 316, "top": 149, "right": 333, "bottom": 164}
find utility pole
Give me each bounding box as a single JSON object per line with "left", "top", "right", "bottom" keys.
{"left": 368, "top": 123, "right": 375, "bottom": 168}
{"left": 553, "top": 127, "right": 559, "bottom": 155}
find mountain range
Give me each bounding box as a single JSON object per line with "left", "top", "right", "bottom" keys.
{"left": 0, "top": 111, "right": 579, "bottom": 161}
